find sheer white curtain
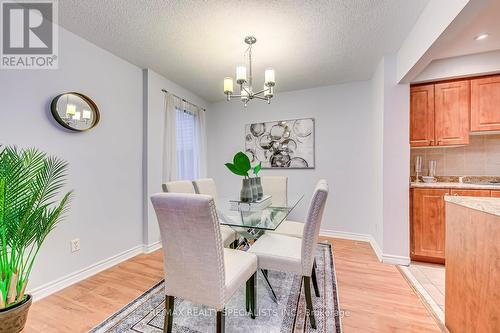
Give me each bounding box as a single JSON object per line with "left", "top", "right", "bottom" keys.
{"left": 162, "top": 93, "right": 182, "bottom": 182}
{"left": 162, "top": 93, "right": 207, "bottom": 182}
{"left": 189, "top": 102, "right": 207, "bottom": 178}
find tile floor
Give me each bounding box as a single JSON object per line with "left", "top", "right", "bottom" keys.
{"left": 408, "top": 261, "right": 445, "bottom": 311}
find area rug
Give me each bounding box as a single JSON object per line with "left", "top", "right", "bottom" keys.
{"left": 89, "top": 242, "right": 342, "bottom": 333}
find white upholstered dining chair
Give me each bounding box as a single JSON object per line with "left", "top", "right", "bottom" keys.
{"left": 248, "top": 179, "right": 329, "bottom": 329}
{"left": 262, "top": 176, "right": 305, "bottom": 239}
{"left": 261, "top": 176, "right": 288, "bottom": 206}
{"left": 192, "top": 178, "right": 219, "bottom": 201}
{"left": 162, "top": 180, "right": 196, "bottom": 193}
{"left": 163, "top": 180, "right": 237, "bottom": 248}
{"left": 151, "top": 193, "right": 258, "bottom": 333}
{"left": 192, "top": 178, "right": 240, "bottom": 247}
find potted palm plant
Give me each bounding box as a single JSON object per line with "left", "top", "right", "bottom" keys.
{"left": 0, "top": 146, "right": 72, "bottom": 333}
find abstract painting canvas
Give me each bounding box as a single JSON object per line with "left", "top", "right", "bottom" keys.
{"left": 245, "top": 118, "right": 315, "bottom": 169}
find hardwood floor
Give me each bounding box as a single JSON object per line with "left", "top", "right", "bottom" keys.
{"left": 23, "top": 238, "right": 441, "bottom": 332}
{"left": 331, "top": 238, "right": 441, "bottom": 332}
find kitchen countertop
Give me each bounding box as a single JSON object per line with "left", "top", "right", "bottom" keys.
{"left": 445, "top": 196, "right": 500, "bottom": 217}
{"left": 410, "top": 181, "right": 500, "bottom": 190}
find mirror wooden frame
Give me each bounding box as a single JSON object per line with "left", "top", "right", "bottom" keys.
{"left": 50, "top": 92, "right": 100, "bottom": 132}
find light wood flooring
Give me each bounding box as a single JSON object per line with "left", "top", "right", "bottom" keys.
{"left": 23, "top": 237, "right": 442, "bottom": 332}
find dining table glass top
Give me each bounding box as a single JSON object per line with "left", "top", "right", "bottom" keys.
{"left": 217, "top": 194, "right": 304, "bottom": 231}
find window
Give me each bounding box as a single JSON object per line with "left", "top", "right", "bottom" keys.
{"left": 175, "top": 108, "right": 199, "bottom": 180}
{"left": 163, "top": 93, "right": 206, "bottom": 183}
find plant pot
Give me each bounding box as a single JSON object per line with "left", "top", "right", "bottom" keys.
{"left": 0, "top": 295, "right": 32, "bottom": 333}
{"left": 255, "top": 177, "right": 263, "bottom": 200}
{"left": 240, "top": 179, "right": 253, "bottom": 202}
{"left": 249, "top": 178, "right": 258, "bottom": 202}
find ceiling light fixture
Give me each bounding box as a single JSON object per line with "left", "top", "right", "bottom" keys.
{"left": 223, "top": 36, "right": 275, "bottom": 107}
{"left": 474, "top": 33, "right": 489, "bottom": 41}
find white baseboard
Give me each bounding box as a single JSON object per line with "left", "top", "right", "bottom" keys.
{"left": 381, "top": 253, "right": 410, "bottom": 266}
{"left": 320, "top": 228, "right": 410, "bottom": 266}
{"left": 28, "top": 245, "right": 144, "bottom": 302}
{"left": 143, "top": 240, "right": 162, "bottom": 253}
{"left": 368, "top": 235, "right": 384, "bottom": 262}
{"left": 320, "top": 229, "right": 372, "bottom": 242}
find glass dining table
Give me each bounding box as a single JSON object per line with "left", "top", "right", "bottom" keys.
{"left": 217, "top": 194, "right": 303, "bottom": 233}
{"left": 217, "top": 194, "right": 304, "bottom": 303}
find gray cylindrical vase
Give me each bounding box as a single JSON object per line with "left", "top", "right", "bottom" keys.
{"left": 250, "top": 177, "right": 258, "bottom": 202}
{"left": 240, "top": 178, "right": 253, "bottom": 202}
{"left": 255, "top": 177, "right": 263, "bottom": 200}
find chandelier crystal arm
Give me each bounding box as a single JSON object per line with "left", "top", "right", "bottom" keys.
{"left": 241, "top": 85, "right": 251, "bottom": 95}
{"left": 252, "top": 87, "right": 270, "bottom": 96}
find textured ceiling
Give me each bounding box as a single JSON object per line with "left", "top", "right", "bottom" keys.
{"left": 58, "top": 0, "right": 429, "bottom": 102}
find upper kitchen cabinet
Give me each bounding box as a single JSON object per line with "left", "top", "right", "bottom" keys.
{"left": 410, "top": 85, "right": 435, "bottom": 147}
{"left": 434, "top": 80, "right": 470, "bottom": 146}
{"left": 410, "top": 80, "right": 470, "bottom": 147}
{"left": 471, "top": 75, "right": 500, "bottom": 132}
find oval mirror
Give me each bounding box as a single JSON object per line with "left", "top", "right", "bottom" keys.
{"left": 51, "top": 92, "right": 100, "bottom": 132}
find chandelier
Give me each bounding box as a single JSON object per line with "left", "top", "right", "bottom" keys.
{"left": 223, "top": 36, "right": 275, "bottom": 107}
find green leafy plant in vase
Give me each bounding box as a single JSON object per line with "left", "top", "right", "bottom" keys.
{"left": 0, "top": 146, "right": 72, "bottom": 332}
{"left": 224, "top": 152, "right": 255, "bottom": 202}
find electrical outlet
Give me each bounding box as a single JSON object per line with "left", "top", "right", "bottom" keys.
{"left": 70, "top": 238, "right": 80, "bottom": 253}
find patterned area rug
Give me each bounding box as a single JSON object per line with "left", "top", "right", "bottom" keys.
{"left": 89, "top": 243, "right": 342, "bottom": 333}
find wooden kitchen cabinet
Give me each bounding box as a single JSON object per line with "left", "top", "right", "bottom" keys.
{"left": 491, "top": 191, "right": 500, "bottom": 198}
{"left": 446, "top": 202, "right": 500, "bottom": 333}
{"left": 411, "top": 188, "right": 449, "bottom": 263}
{"left": 434, "top": 80, "right": 470, "bottom": 146}
{"left": 471, "top": 75, "right": 500, "bottom": 132}
{"left": 410, "top": 85, "right": 435, "bottom": 147}
{"left": 411, "top": 187, "right": 499, "bottom": 263}
{"left": 410, "top": 80, "right": 470, "bottom": 147}
{"left": 450, "top": 189, "right": 491, "bottom": 197}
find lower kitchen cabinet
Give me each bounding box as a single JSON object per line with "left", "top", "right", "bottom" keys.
{"left": 491, "top": 191, "right": 500, "bottom": 198}
{"left": 411, "top": 188, "right": 449, "bottom": 263}
{"left": 410, "top": 187, "right": 498, "bottom": 263}
{"left": 450, "top": 189, "right": 491, "bottom": 197}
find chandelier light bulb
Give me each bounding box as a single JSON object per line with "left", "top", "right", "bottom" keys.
{"left": 236, "top": 65, "right": 247, "bottom": 84}
{"left": 223, "top": 77, "right": 234, "bottom": 94}
{"left": 265, "top": 68, "right": 275, "bottom": 87}
{"left": 73, "top": 111, "right": 81, "bottom": 121}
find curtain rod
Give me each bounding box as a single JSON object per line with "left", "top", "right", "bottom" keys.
{"left": 161, "top": 89, "right": 206, "bottom": 111}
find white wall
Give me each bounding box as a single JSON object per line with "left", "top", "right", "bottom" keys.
{"left": 143, "top": 69, "right": 209, "bottom": 246}
{"left": 370, "top": 59, "right": 385, "bottom": 249}
{"left": 0, "top": 28, "right": 143, "bottom": 291}
{"left": 369, "top": 56, "right": 411, "bottom": 264}
{"left": 381, "top": 55, "right": 410, "bottom": 261}
{"left": 207, "top": 82, "right": 377, "bottom": 236}
{"left": 412, "top": 50, "right": 500, "bottom": 83}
